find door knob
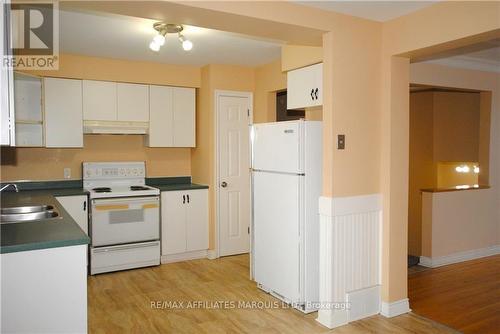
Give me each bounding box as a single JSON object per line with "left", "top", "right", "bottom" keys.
{"left": 221, "top": 181, "right": 228, "bottom": 188}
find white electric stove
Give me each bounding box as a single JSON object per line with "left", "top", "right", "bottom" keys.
{"left": 83, "top": 162, "right": 160, "bottom": 275}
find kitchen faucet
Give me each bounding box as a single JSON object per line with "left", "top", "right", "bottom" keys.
{"left": 0, "top": 184, "right": 19, "bottom": 192}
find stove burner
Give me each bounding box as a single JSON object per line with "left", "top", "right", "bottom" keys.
{"left": 93, "top": 187, "right": 112, "bottom": 193}
{"left": 130, "top": 186, "right": 149, "bottom": 191}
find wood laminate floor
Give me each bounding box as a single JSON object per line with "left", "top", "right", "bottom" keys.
{"left": 88, "top": 254, "right": 457, "bottom": 333}
{"left": 409, "top": 255, "right": 500, "bottom": 334}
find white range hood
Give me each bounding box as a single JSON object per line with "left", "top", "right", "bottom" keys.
{"left": 83, "top": 120, "right": 148, "bottom": 134}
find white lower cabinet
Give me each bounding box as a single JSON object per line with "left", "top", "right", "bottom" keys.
{"left": 161, "top": 189, "right": 208, "bottom": 256}
{"left": 56, "top": 195, "right": 89, "bottom": 235}
{"left": 1, "top": 245, "right": 87, "bottom": 333}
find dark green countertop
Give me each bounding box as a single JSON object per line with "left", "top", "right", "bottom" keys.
{"left": 0, "top": 177, "right": 207, "bottom": 254}
{"left": 1, "top": 188, "right": 90, "bottom": 254}
{"left": 150, "top": 183, "right": 209, "bottom": 192}
{"left": 146, "top": 176, "right": 209, "bottom": 192}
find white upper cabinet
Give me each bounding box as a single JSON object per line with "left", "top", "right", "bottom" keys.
{"left": 172, "top": 87, "right": 196, "bottom": 147}
{"left": 148, "top": 85, "right": 173, "bottom": 147}
{"left": 1, "top": 4, "right": 14, "bottom": 146}
{"left": 147, "top": 86, "right": 195, "bottom": 148}
{"left": 83, "top": 80, "right": 117, "bottom": 121}
{"left": 13, "top": 73, "right": 43, "bottom": 147}
{"left": 287, "top": 63, "right": 323, "bottom": 110}
{"left": 116, "top": 83, "right": 149, "bottom": 122}
{"left": 44, "top": 78, "right": 83, "bottom": 148}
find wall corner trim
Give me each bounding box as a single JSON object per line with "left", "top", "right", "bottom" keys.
{"left": 419, "top": 245, "right": 500, "bottom": 268}
{"left": 380, "top": 299, "right": 411, "bottom": 318}
{"left": 316, "top": 309, "right": 349, "bottom": 329}
{"left": 207, "top": 249, "right": 218, "bottom": 260}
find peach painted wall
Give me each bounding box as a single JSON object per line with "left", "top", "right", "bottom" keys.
{"left": 281, "top": 45, "right": 323, "bottom": 72}
{"left": 254, "top": 59, "right": 286, "bottom": 123}
{"left": 433, "top": 91, "right": 480, "bottom": 163}
{"left": 381, "top": 1, "right": 499, "bottom": 303}
{"left": 191, "top": 64, "right": 255, "bottom": 249}
{"left": 1, "top": 136, "right": 191, "bottom": 181}
{"left": 422, "top": 189, "right": 498, "bottom": 258}
{"left": 408, "top": 90, "right": 482, "bottom": 256}
{"left": 1, "top": 54, "right": 201, "bottom": 182}
{"left": 408, "top": 91, "right": 436, "bottom": 256}
{"left": 27, "top": 53, "right": 201, "bottom": 87}
{"left": 410, "top": 62, "right": 500, "bottom": 263}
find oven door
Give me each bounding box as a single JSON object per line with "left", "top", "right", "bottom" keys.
{"left": 91, "top": 196, "right": 160, "bottom": 247}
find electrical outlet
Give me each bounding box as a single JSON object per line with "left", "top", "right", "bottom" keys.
{"left": 63, "top": 168, "right": 71, "bottom": 179}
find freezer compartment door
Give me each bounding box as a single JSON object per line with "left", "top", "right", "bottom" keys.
{"left": 252, "top": 121, "right": 303, "bottom": 173}
{"left": 253, "top": 171, "right": 302, "bottom": 302}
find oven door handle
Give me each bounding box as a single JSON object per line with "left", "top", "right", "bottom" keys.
{"left": 92, "top": 197, "right": 159, "bottom": 211}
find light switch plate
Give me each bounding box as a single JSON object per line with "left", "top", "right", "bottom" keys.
{"left": 63, "top": 168, "right": 71, "bottom": 179}
{"left": 338, "top": 134, "right": 345, "bottom": 150}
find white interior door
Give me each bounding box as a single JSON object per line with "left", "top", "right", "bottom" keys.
{"left": 217, "top": 91, "right": 252, "bottom": 257}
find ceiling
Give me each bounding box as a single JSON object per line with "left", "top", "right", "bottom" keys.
{"left": 59, "top": 10, "right": 284, "bottom": 67}
{"left": 422, "top": 39, "right": 500, "bottom": 73}
{"left": 294, "top": 1, "right": 439, "bottom": 22}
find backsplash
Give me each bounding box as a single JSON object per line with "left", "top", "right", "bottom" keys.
{"left": 0, "top": 135, "right": 191, "bottom": 182}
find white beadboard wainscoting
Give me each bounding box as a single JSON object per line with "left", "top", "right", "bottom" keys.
{"left": 317, "top": 194, "right": 382, "bottom": 329}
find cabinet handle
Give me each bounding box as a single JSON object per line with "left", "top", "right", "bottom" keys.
{"left": 310, "top": 88, "right": 314, "bottom": 100}
{"left": 183, "top": 195, "right": 186, "bottom": 204}
{"left": 314, "top": 88, "right": 319, "bottom": 100}
{"left": 83, "top": 201, "right": 86, "bottom": 211}
{"left": 187, "top": 195, "right": 190, "bottom": 203}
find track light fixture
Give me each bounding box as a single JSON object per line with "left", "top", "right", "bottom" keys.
{"left": 149, "top": 23, "right": 193, "bottom": 52}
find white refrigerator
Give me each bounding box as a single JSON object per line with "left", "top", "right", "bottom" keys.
{"left": 251, "top": 120, "right": 322, "bottom": 313}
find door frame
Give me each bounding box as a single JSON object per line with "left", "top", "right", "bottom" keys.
{"left": 213, "top": 90, "right": 254, "bottom": 259}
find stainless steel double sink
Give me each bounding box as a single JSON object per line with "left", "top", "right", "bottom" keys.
{"left": 0, "top": 205, "right": 60, "bottom": 223}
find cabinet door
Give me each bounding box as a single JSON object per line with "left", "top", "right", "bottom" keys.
{"left": 148, "top": 85, "right": 173, "bottom": 147}
{"left": 83, "top": 80, "right": 117, "bottom": 121}
{"left": 1, "top": 4, "right": 14, "bottom": 146}
{"left": 185, "top": 189, "right": 208, "bottom": 252}
{"left": 311, "top": 63, "right": 323, "bottom": 107}
{"left": 172, "top": 87, "right": 195, "bottom": 147}
{"left": 44, "top": 78, "right": 83, "bottom": 148}
{"left": 116, "top": 83, "right": 149, "bottom": 122}
{"left": 56, "top": 195, "right": 88, "bottom": 235}
{"left": 161, "top": 191, "right": 187, "bottom": 255}
{"left": 287, "top": 65, "right": 315, "bottom": 110}
{"left": 286, "top": 63, "right": 323, "bottom": 109}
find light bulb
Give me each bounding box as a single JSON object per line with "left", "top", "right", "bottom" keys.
{"left": 153, "top": 34, "right": 165, "bottom": 46}
{"left": 149, "top": 40, "right": 160, "bottom": 52}
{"left": 182, "top": 39, "right": 193, "bottom": 51}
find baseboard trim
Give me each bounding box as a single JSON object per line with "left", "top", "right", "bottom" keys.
{"left": 419, "top": 245, "right": 500, "bottom": 268}
{"left": 347, "top": 285, "right": 381, "bottom": 322}
{"left": 380, "top": 298, "right": 411, "bottom": 318}
{"left": 207, "top": 249, "right": 218, "bottom": 260}
{"left": 161, "top": 250, "right": 207, "bottom": 264}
